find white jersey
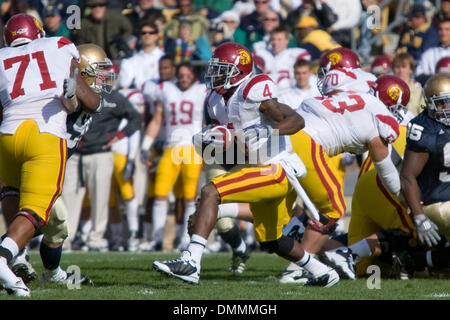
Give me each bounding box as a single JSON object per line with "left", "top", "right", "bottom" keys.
{"left": 112, "top": 89, "right": 144, "bottom": 155}
{"left": 0, "top": 36, "right": 79, "bottom": 139}
{"left": 160, "top": 81, "right": 207, "bottom": 148}
{"left": 118, "top": 47, "right": 164, "bottom": 90}
{"left": 142, "top": 79, "right": 167, "bottom": 145}
{"left": 299, "top": 90, "right": 399, "bottom": 156}
{"left": 415, "top": 46, "right": 450, "bottom": 76}
{"left": 278, "top": 79, "right": 320, "bottom": 111}
{"left": 253, "top": 47, "right": 311, "bottom": 90}
{"left": 322, "top": 68, "right": 377, "bottom": 95}
{"left": 206, "top": 73, "right": 292, "bottom": 164}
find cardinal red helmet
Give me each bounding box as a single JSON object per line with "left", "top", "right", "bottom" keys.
{"left": 435, "top": 56, "right": 450, "bottom": 73}
{"left": 371, "top": 55, "right": 392, "bottom": 76}
{"left": 206, "top": 42, "right": 253, "bottom": 93}
{"left": 319, "top": 47, "right": 360, "bottom": 78}
{"left": 4, "top": 13, "right": 45, "bottom": 47}
{"left": 372, "top": 75, "right": 410, "bottom": 122}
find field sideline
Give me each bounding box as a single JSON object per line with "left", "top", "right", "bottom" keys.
{"left": 0, "top": 251, "right": 448, "bottom": 301}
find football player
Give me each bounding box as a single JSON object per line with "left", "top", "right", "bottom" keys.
{"left": 371, "top": 55, "right": 392, "bottom": 77}
{"left": 140, "top": 62, "right": 207, "bottom": 252}
{"left": 323, "top": 74, "right": 450, "bottom": 279}
{"left": 153, "top": 42, "right": 340, "bottom": 287}
{"left": 3, "top": 43, "right": 114, "bottom": 288}
{"left": 108, "top": 87, "right": 144, "bottom": 251}
{"left": 0, "top": 14, "right": 100, "bottom": 296}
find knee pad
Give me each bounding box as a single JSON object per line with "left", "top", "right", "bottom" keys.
{"left": 259, "top": 235, "right": 294, "bottom": 257}
{"left": 216, "top": 217, "right": 235, "bottom": 234}
{"left": 41, "top": 197, "right": 69, "bottom": 246}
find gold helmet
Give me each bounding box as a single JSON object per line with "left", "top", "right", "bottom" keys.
{"left": 77, "top": 43, "right": 115, "bottom": 93}
{"left": 424, "top": 73, "right": 450, "bottom": 126}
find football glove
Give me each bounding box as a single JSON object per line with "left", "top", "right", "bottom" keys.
{"left": 414, "top": 214, "right": 441, "bottom": 247}
{"left": 140, "top": 135, "right": 154, "bottom": 165}
{"left": 123, "top": 158, "right": 135, "bottom": 181}
{"left": 63, "top": 67, "right": 78, "bottom": 99}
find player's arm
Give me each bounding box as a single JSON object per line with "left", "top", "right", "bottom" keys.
{"left": 367, "top": 136, "right": 401, "bottom": 195}
{"left": 141, "top": 101, "right": 163, "bottom": 164}
{"left": 70, "top": 59, "right": 101, "bottom": 113}
{"left": 400, "top": 149, "right": 429, "bottom": 215}
{"left": 259, "top": 99, "right": 305, "bottom": 135}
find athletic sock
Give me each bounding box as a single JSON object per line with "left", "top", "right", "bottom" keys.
{"left": 40, "top": 241, "right": 62, "bottom": 271}
{"left": 348, "top": 239, "right": 372, "bottom": 258}
{"left": 297, "top": 251, "right": 330, "bottom": 278}
{"left": 152, "top": 200, "right": 168, "bottom": 243}
{"left": 126, "top": 198, "right": 139, "bottom": 233}
{"left": 143, "top": 222, "right": 153, "bottom": 241}
{"left": 187, "top": 234, "right": 207, "bottom": 264}
{"left": 0, "top": 237, "right": 20, "bottom": 285}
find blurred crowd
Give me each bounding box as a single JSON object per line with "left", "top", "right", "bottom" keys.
{"left": 1, "top": 0, "right": 449, "bottom": 253}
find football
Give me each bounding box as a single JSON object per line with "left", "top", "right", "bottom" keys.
{"left": 209, "top": 125, "right": 233, "bottom": 151}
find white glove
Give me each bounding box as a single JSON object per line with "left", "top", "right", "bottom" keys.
{"left": 63, "top": 67, "right": 78, "bottom": 99}
{"left": 414, "top": 214, "right": 441, "bottom": 247}
{"left": 192, "top": 126, "right": 225, "bottom": 149}
{"left": 140, "top": 135, "right": 154, "bottom": 164}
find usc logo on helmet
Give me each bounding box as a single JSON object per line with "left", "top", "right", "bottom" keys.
{"left": 387, "top": 84, "right": 401, "bottom": 102}
{"left": 239, "top": 49, "right": 251, "bottom": 65}
{"left": 328, "top": 52, "right": 342, "bottom": 66}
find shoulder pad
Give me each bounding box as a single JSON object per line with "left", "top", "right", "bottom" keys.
{"left": 242, "top": 74, "right": 277, "bottom": 102}
{"left": 376, "top": 114, "right": 399, "bottom": 143}
{"left": 406, "top": 114, "right": 434, "bottom": 152}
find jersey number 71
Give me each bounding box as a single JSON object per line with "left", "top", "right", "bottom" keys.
{"left": 3, "top": 50, "right": 57, "bottom": 100}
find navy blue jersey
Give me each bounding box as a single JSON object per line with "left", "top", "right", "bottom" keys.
{"left": 406, "top": 111, "right": 450, "bottom": 205}
{"left": 66, "top": 108, "right": 93, "bottom": 158}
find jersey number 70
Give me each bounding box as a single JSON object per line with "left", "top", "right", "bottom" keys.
{"left": 3, "top": 50, "right": 57, "bottom": 100}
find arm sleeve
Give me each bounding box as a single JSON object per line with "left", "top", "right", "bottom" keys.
{"left": 373, "top": 153, "right": 401, "bottom": 195}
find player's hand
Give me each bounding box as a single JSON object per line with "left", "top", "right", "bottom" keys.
{"left": 123, "top": 158, "right": 135, "bottom": 181}
{"left": 102, "top": 136, "right": 120, "bottom": 150}
{"left": 63, "top": 67, "right": 78, "bottom": 99}
{"left": 414, "top": 214, "right": 441, "bottom": 247}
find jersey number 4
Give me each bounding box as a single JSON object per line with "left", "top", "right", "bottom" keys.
{"left": 3, "top": 51, "right": 57, "bottom": 100}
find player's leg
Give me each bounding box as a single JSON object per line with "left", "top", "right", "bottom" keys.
{"left": 140, "top": 172, "right": 155, "bottom": 251}
{"left": 0, "top": 122, "right": 67, "bottom": 295}
{"left": 113, "top": 152, "right": 140, "bottom": 251}
{"left": 152, "top": 146, "right": 182, "bottom": 250}
{"left": 108, "top": 182, "right": 124, "bottom": 252}
{"left": 172, "top": 176, "right": 186, "bottom": 250}
{"left": 178, "top": 146, "right": 202, "bottom": 251}
{"left": 423, "top": 201, "right": 450, "bottom": 238}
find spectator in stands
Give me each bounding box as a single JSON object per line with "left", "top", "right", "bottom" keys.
{"left": 42, "top": 4, "right": 73, "bottom": 40}
{"left": 194, "top": 0, "right": 233, "bottom": 20}
{"left": 432, "top": 0, "right": 450, "bottom": 26}
{"left": 415, "top": 18, "right": 450, "bottom": 83}
{"left": 119, "top": 20, "right": 165, "bottom": 89}
{"left": 217, "top": 10, "right": 240, "bottom": 41}
{"left": 325, "top": 0, "right": 362, "bottom": 48}
{"left": 294, "top": 15, "right": 340, "bottom": 60}
{"left": 74, "top": 0, "right": 133, "bottom": 60}
{"left": 396, "top": 4, "right": 439, "bottom": 61}
{"left": 124, "top": 0, "right": 163, "bottom": 37}
{"left": 165, "top": 0, "right": 210, "bottom": 41}
{"left": 392, "top": 53, "right": 425, "bottom": 116}
{"left": 235, "top": 7, "right": 283, "bottom": 51}
{"left": 209, "top": 22, "right": 229, "bottom": 52}
{"left": 165, "top": 20, "right": 212, "bottom": 63}
{"left": 235, "top": 0, "right": 283, "bottom": 47}
{"left": 286, "top": 0, "right": 337, "bottom": 33}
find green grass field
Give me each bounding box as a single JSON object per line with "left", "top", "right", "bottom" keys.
{"left": 0, "top": 251, "right": 448, "bottom": 300}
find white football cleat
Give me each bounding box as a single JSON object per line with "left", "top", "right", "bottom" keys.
{"left": 153, "top": 251, "right": 200, "bottom": 285}
{"left": 9, "top": 248, "right": 37, "bottom": 284}
{"left": 304, "top": 268, "right": 340, "bottom": 288}
{"left": 279, "top": 267, "right": 311, "bottom": 284}
{"left": 127, "top": 236, "right": 139, "bottom": 252}
{"left": 4, "top": 278, "right": 31, "bottom": 297}
{"left": 320, "top": 248, "right": 356, "bottom": 280}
